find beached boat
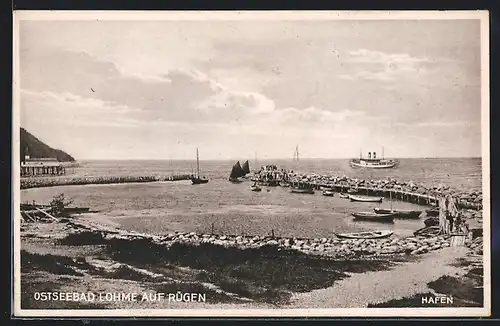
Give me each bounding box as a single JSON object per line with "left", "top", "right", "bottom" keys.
{"left": 339, "top": 193, "right": 350, "bottom": 199}
{"left": 349, "top": 194, "right": 383, "bottom": 203}
{"left": 322, "top": 189, "right": 335, "bottom": 197}
{"left": 229, "top": 161, "right": 245, "bottom": 183}
{"left": 350, "top": 149, "right": 397, "bottom": 169}
{"left": 374, "top": 207, "right": 422, "bottom": 219}
{"left": 21, "top": 203, "right": 51, "bottom": 210}
{"left": 424, "top": 217, "right": 439, "bottom": 227}
{"left": 335, "top": 230, "right": 394, "bottom": 239}
{"left": 351, "top": 211, "right": 396, "bottom": 223}
{"left": 413, "top": 226, "right": 440, "bottom": 237}
{"left": 190, "top": 148, "right": 209, "bottom": 185}
{"left": 62, "top": 207, "right": 91, "bottom": 214}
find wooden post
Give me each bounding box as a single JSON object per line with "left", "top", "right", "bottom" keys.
{"left": 271, "top": 229, "right": 275, "bottom": 238}
{"left": 211, "top": 222, "right": 214, "bottom": 235}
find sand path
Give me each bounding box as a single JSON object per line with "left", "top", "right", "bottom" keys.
{"left": 288, "top": 247, "right": 468, "bottom": 308}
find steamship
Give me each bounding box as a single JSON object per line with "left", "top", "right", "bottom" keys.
{"left": 349, "top": 149, "right": 398, "bottom": 169}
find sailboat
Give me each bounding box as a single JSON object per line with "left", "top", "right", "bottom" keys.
{"left": 373, "top": 191, "right": 422, "bottom": 219}
{"left": 190, "top": 148, "right": 209, "bottom": 185}
{"left": 229, "top": 161, "right": 245, "bottom": 183}
{"left": 241, "top": 160, "right": 251, "bottom": 179}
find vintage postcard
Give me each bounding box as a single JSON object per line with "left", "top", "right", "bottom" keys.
{"left": 12, "top": 10, "right": 490, "bottom": 317}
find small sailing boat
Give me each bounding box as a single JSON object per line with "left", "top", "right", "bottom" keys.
{"left": 242, "top": 160, "right": 250, "bottom": 175}
{"left": 374, "top": 208, "right": 422, "bottom": 219}
{"left": 229, "top": 161, "right": 245, "bottom": 183}
{"left": 373, "top": 191, "right": 422, "bottom": 219}
{"left": 190, "top": 148, "right": 209, "bottom": 185}
{"left": 351, "top": 211, "right": 396, "bottom": 223}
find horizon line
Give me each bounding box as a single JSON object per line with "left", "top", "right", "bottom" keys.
{"left": 73, "top": 156, "right": 482, "bottom": 162}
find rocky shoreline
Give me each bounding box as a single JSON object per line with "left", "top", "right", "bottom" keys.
{"left": 35, "top": 217, "right": 482, "bottom": 260}
{"left": 20, "top": 215, "right": 484, "bottom": 309}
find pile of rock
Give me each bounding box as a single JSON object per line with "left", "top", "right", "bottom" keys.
{"left": 467, "top": 236, "right": 483, "bottom": 255}
{"left": 20, "top": 174, "right": 192, "bottom": 189}
{"left": 59, "top": 220, "right": 453, "bottom": 260}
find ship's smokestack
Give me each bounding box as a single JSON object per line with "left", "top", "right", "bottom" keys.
{"left": 368, "top": 152, "right": 371, "bottom": 159}
{"left": 373, "top": 152, "right": 377, "bottom": 159}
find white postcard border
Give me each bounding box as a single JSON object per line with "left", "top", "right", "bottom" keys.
{"left": 12, "top": 10, "right": 491, "bottom": 318}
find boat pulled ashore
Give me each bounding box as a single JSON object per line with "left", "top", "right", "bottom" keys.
{"left": 335, "top": 230, "right": 394, "bottom": 239}
{"left": 351, "top": 211, "right": 396, "bottom": 223}
{"left": 349, "top": 194, "right": 383, "bottom": 203}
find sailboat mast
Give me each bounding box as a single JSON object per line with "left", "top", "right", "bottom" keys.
{"left": 382, "top": 146, "right": 385, "bottom": 159}
{"left": 390, "top": 190, "right": 392, "bottom": 210}
{"left": 196, "top": 148, "right": 200, "bottom": 177}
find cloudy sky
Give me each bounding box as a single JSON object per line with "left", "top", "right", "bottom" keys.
{"left": 17, "top": 15, "right": 483, "bottom": 160}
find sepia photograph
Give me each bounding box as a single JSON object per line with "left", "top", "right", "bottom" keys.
{"left": 12, "top": 11, "right": 490, "bottom": 317}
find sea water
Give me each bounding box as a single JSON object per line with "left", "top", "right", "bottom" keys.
{"left": 20, "top": 158, "right": 481, "bottom": 238}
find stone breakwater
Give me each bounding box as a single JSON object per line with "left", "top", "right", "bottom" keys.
{"left": 20, "top": 174, "right": 192, "bottom": 190}
{"left": 53, "top": 220, "right": 481, "bottom": 260}
{"left": 285, "top": 173, "right": 483, "bottom": 210}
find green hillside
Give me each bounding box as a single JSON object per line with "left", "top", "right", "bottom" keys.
{"left": 20, "top": 128, "right": 75, "bottom": 162}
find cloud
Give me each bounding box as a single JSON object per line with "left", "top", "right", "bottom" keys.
{"left": 21, "top": 89, "right": 144, "bottom": 128}
{"left": 337, "top": 49, "right": 430, "bottom": 82}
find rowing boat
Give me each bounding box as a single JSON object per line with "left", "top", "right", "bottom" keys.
{"left": 339, "top": 193, "right": 350, "bottom": 199}
{"left": 291, "top": 187, "right": 315, "bottom": 194}
{"left": 349, "top": 194, "right": 383, "bottom": 203}
{"left": 413, "top": 226, "right": 440, "bottom": 237}
{"left": 426, "top": 208, "right": 440, "bottom": 217}
{"left": 351, "top": 211, "right": 396, "bottom": 223}
{"left": 373, "top": 207, "right": 422, "bottom": 219}
{"left": 335, "top": 230, "right": 394, "bottom": 239}
{"left": 322, "top": 190, "right": 335, "bottom": 197}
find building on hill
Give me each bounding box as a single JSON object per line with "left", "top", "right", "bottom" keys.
{"left": 20, "top": 154, "right": 66, "bottom": 177}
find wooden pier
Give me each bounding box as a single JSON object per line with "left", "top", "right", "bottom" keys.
{"left": 21, "top": 157, "right": 66, "bottom": 177}
{"left": 286, "top": 179, "right": 482, "bottom": 210}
